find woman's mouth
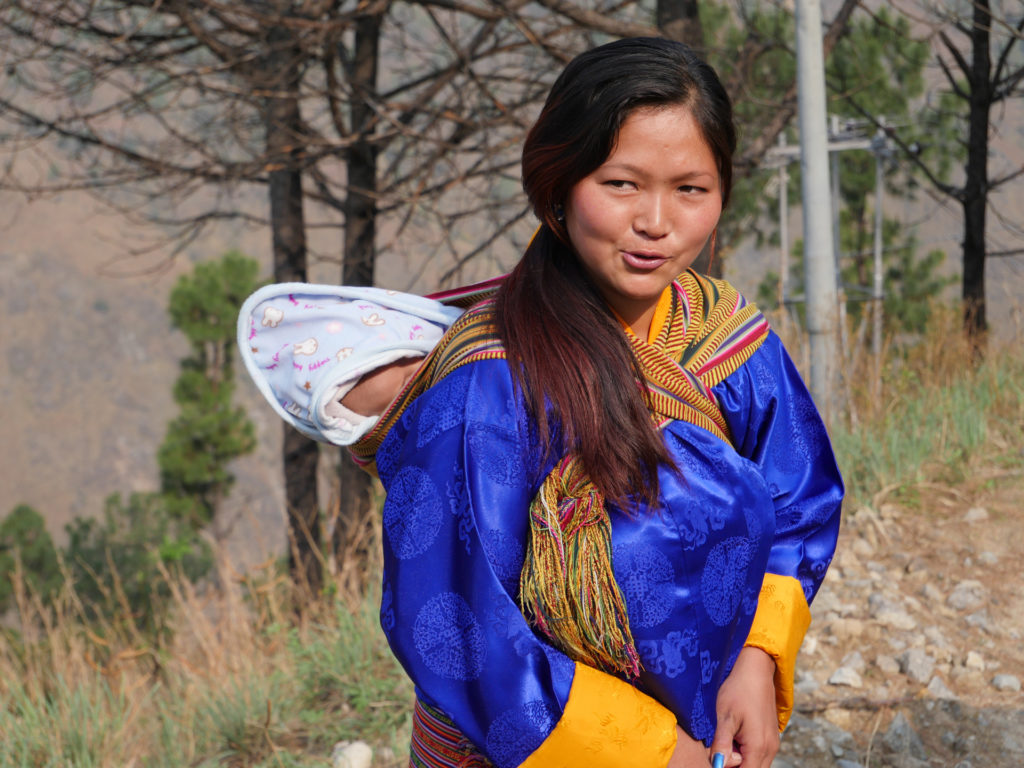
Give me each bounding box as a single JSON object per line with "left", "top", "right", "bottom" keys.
{"left": 622, "top": 251, "right": 669, "bottom": 270}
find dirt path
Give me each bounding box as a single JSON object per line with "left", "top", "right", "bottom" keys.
{"left": 775, "top": 466, "right": 1024, "bottom": 768}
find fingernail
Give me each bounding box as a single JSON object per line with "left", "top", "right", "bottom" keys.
{"left": 711, "top": 753, "right": 725, "bottom": 768}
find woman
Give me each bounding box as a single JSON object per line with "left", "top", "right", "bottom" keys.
{"left": 357, "top": 37, "right": 843, "bottom": 768}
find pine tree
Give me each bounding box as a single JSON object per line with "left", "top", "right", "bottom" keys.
{"left": 158, "top": 252, "right": 260, "bottom": 528}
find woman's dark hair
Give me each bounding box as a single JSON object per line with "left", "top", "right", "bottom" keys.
{"left": 496, "top": 37, "right": 736, "bottom": 507}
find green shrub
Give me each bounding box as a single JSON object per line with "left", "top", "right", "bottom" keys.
{"left": 63, "top": 492, "right": 212, "bottom": 635}
{"left": 0, "top": 504, "right": 61, "bottom": 613}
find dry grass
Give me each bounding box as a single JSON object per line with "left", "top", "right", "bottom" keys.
{"left": 0, "top": 542, "right": 412, "bottom": 766}
{"left": 825, "top": 306, "right": 1024, "bottom": 506}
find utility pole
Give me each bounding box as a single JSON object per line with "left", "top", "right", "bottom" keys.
{"left": 794, "top": 0, "right": 840, "bottom": 420}
{"left": 777, "top": 134, "right": 790, "bottom": 337}
{"left": 767, "top": 114, "right": 892, "bottom": 409}
{"left": 871, "top": 125, "right": 888, "bottom": 397}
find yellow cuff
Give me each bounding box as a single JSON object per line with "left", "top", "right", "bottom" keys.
{"left": 743, "top": 573, "right": 811, "bottom": 732}
{"left": 521, "top": 662, "right": 678, "bottom": 768}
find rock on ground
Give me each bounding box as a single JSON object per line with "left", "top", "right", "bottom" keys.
{"left": 332, "top": 741, "right": 373, "bottom": 768}
{"left": 774, "top": 478, "right": 1024, "bottom": 768}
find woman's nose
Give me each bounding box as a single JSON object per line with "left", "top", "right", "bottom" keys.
{"left": 633, "top": 194, "right": 669, "bottom": 238}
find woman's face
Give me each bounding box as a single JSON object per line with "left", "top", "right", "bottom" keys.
{"left": 565, "top": 104, "right": 722, "bottom": 339}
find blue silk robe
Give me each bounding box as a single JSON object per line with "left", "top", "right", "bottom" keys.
{"left": 377, "top": 330, "right": 843, "bottom": 768}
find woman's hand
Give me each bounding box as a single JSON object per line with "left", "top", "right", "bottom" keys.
{"left": 710, "top": 647, "right": 780, "bottom": 768}
{"left": 667, "top": 725, "right": 712, "bottom": 768}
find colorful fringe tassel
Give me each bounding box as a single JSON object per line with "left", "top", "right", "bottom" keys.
{"left": 518, "top": 455, "right": 642, "bottom": 679}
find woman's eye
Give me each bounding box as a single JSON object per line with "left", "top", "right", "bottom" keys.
{"left": 604, "top": 179, "right": 636, "bottom": 189}
{"left": 679, "top": 185, "right": 704, "bottom": 194}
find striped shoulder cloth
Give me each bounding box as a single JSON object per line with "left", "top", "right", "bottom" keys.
{"left": 349, "top": 269, "right": 768, "bottom": 471}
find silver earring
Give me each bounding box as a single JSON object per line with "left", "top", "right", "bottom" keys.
{"left": 553, "top": 204, "right": 565, "bottom": 222}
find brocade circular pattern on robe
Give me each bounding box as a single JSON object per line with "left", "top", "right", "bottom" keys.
{"left": 376, "top": 426, "right": 404, "bottom": 483}
{"left": 701, "top": 536, "right": 754, "bottom": 626}
{"left": 383, "top": 466, "right": 443, "bottom": 560}
{"left": 467, "top": 423, "right": 526, "bottom": 487}
{"left": 689, "top": 683, "right": 713, "bottom": 742}
{"left": 416, "top": 374, "right": 468, "bottom": 449}
{"left": 482, "top": 528, "right": 525, "bottom": 591}
{"left": 413, "top": 592, "right": 486, "bottom": 680}
{"left": 613, "top": 542, "right": 676, "bottom": 629}
{"left": 485, "top": 700, "right": 559, "bottom": 768}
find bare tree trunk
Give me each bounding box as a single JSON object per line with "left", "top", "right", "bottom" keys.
{"left": 657, "top": 0, "right": 704, "bottom": 57}
{"left": 342, "top": 14, "right": 381, "bottom": 287}
{"left": 962, "top": 0, "right": 991, "bottom": 350}
{"left": 264, "top": 23, "right": 323, "bottom": 595}
{"left": 333, "top": 13, "right": 382, "bottom": 577}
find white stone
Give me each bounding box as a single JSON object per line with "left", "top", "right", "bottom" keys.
{"left": 927, "top": 676, "right": 957, "bottom": 700}
{"left": 964, "top": 651, "right": 985, "bottom": 671}
{"left": 851, "top": 537, "right": 875, "bottom": 557}
{"left": 823, "top": 707, "right": 853, "bottom": 730}
{"left": 977, "top": 551, "right": 999, "bottom": 565}
{"left": 965, "top": 611, "right": 992, "bottom": 632}
{"left": 795, "top": 679, "right": 820, "bottom": 695}
{"left": 840, "top": 650, "right": 866, "bottom": 672}
{"left": 876, "top": 653, "right": 901, "bottom": 675}
{"left": 950, "top": 666, "right": 981, "bottom": 682}
{"left": 901, "top": 648, "right": 936, "bottom": 684}
{"left": 812, "top": 587, "right": 841, "bottom": 614}
{"left": 332, "top": 741, "right": 373, "bottom": 768}
{"left": 920, "top": 583, "right": 944, "bottom": 602}
{"left": 868, "top": 592, "right": 896, "bottom": 613}
{"left": 876, "top": 608, "right": 917, "bottom": 631}
{"left": 828, "top": 666, "right": 863, "bottom": 688}
{"left": 795, "top": 672, "right": 821, "bottom": 695}
{"left": 830, "top": 618, "right": 865, "bottom": 639}
{"left": 991, "top": 674, "right": 1022, "bottom": 692}
{"left": 946, "top": 579, "right": 986, "bottom": 611}
{"left": 963, "top": 506, "right": 989, "bottom": 522}
{"left": 923, "top": 626, "right": 950, "bottom": 648}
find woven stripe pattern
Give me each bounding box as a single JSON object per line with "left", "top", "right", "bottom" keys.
{"left": 635, "top": 271, "right": 770, "bottom": 436}
{"left": 424, "top": 273, "right": 506, "bottom": 310}
{"left": 410, "top": 698, "right": 494, "bottom": 768}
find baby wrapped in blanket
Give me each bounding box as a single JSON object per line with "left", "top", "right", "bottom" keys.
{"left": 237, "top": 283, "right": 464, "bottom": 446}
